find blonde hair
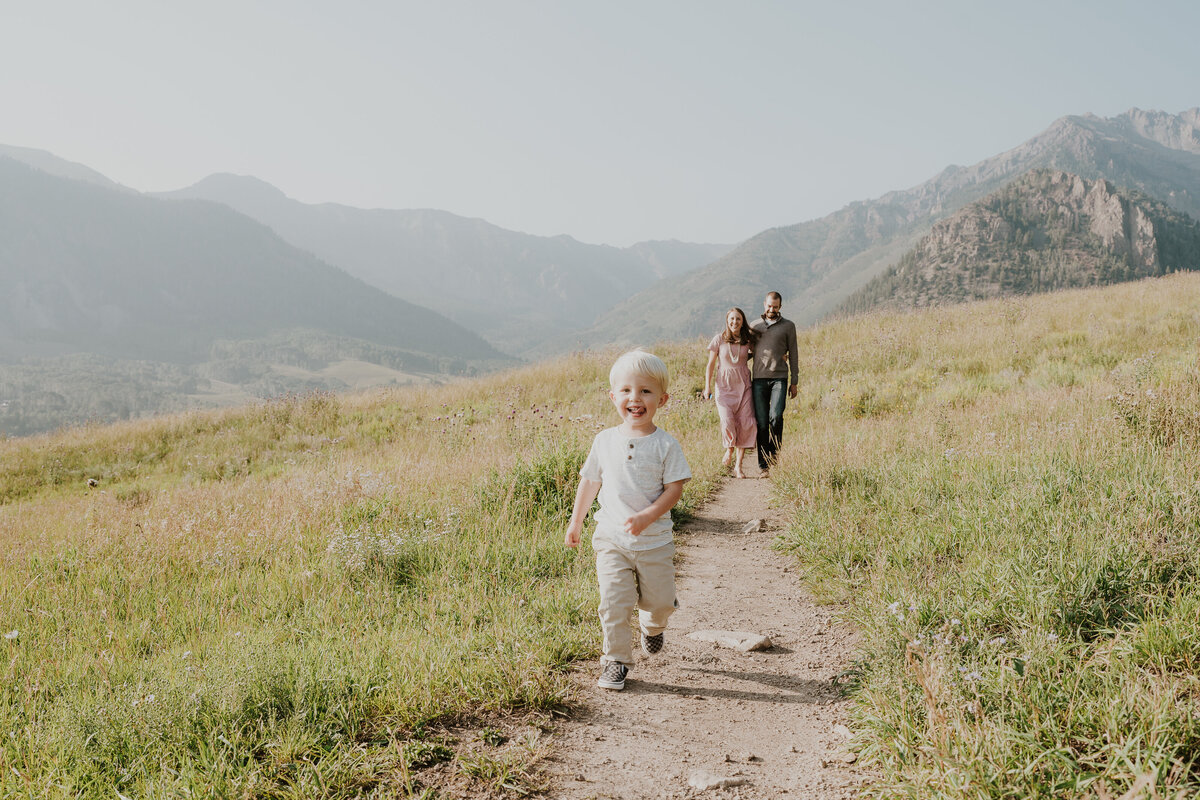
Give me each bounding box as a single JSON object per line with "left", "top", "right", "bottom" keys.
{"left": 609, "top": 349, "right": 669, "bottom": 392}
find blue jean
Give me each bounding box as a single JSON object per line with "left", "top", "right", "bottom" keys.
{"left": 752, "top": 378, "right": 787, "bottom": 469}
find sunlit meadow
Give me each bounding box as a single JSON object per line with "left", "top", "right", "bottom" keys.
{"left": 6, "top": 272, "right": 1200, "bottom": 797}
{"left": 773, "top": 273, "right": 1200, "bottom": 798}
{"left": 0, "top": 349, "right": 722, "bottom": 798}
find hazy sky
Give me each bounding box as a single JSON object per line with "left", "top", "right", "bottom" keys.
{"left": 2, "top": 1, "right": 1197, "bottom": 246}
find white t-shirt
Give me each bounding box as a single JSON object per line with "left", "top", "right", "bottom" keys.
{"left": 580, "top": 426, "right": 692, "bottom": 551}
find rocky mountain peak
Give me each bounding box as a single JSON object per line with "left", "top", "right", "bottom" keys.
{"left": 838, "top": 168, "right": 1200, "bottom": 315}
{"left": 1113, "top": 107, "right": 1200, "bottom": 154}
{"left": 1033, "top": 171, "right": 1158, "bottom": 269}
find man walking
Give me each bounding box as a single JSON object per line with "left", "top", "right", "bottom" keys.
{"left": 749, "top": 291, "right": 798, "bottom": 474}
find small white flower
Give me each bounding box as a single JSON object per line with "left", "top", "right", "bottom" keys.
{"left": 989, "top": 636, "right": 1007, "bottom": 646}
{"left": 1046, "top": 632, "right": 1059, "bottom": 642}
{"left": 966, "top": 671, "right": 982, "bottom": 682}
{"left": 950, "top": 618, "right": 961, "bottom": 627}
{"left": 887, "top": 601, "right": 901, "bottom": 615}
{"left": 181, "top": 651, "right": 191, "bottom": 659}
{"left": 145, "top": 694, "right": 155, "bottom": 703}
{"left": 4, "top": 630, "right": 17, "bottom": 640}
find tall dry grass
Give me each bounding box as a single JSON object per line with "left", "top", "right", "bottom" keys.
{"left": 773, "top": 273, "right": 1200, "bottom": 798}
{"left": 0, "top": 346, "right": 724, "bottom": 797}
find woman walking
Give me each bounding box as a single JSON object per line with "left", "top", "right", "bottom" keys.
{"left": 703, "top": 307, "right": 757, "bottom": 478}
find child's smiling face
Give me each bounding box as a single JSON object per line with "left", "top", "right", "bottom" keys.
{"left": 609, "top": 369, "right": 668, "bottom": 433}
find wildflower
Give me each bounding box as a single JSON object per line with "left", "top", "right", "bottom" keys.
{"left": 887, "top": 601, "right": 901, "bottom": 615}
{"left": 181, "top": 651, "right": 191, "bottom": 659}
{"left": 950, "top": 618, "right": 961, "bottom": 627}
{"left": 989, "top": 636, "right": 1006, "bottom": 646}
{"left": 3, "top": 630, "right": 17, "bottom": 640}
{"left": 1046, "top": 632, "right": 1059, "bottom": 642}
{"left": 965, "top": 671, "right": 982, "bottom": 682}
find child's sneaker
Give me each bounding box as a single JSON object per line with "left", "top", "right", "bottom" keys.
{"left": 597, "top": 662, "right": 628, "bottom": 690}
{"left": 641, "top": 631, "right": 664, "bottom": 656}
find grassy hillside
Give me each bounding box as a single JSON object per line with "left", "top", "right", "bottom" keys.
{"left": 0, "top": 346, "right": 724, "bottom": 797}
{"left": 0, "top": 329, "right": 499, "bottom": 438}
{"left": 5, "top": 273, "right": 1200, "bottom": 796}
{"left": 773, "top": 273, "right": 1200, "bottom": 797}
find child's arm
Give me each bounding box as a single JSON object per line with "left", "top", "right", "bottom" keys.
{"left": 624, "top": 478, "right": 689, "bottom": 537}
{"left": 564, "top": 478, "right": 601, "bottom": 548}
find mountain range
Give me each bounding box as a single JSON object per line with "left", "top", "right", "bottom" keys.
{"left": 0, "top": 157, "right": 505, "bottom": 367}
{"left": 4, "top": 106, "right": 1200, "bottom": 435}
{"left": 156, "top": 175, "right": 732, "bottom": 355}
{"left": 577, "top": 108, "right": 1200, "bottom": 348}
{"left": 0, "top": 157, "right": 521, "bottom": 435}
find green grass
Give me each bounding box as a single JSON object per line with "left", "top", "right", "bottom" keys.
{"left": 773, "top": 274, "right": 1200, "bottom": 798}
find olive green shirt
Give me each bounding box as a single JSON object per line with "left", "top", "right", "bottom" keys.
{"left": 749, "top": 316, "right": 799, "bottom": 385}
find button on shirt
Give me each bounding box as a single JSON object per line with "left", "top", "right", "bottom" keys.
{"left": 580, "top": 427, "right": 692, "bottom": 551}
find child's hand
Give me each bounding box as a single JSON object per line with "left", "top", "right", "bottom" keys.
{"left": 564, "top": 526, "right": 582, "bottom": 548}
{"left": 624, "top": 512, "right": 650, "bottom": 537}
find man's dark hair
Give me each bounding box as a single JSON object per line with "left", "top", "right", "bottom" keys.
{"left": 766, "top": 291, "right": 782, "bottom": 303}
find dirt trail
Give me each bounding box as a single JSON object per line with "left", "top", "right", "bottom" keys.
{"left": 543, "top": 470, "right": 867, "bottom": 799}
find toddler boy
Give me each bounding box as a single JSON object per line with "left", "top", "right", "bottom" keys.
{"left": 564, "top": 350, "right": 692, "bottom": 690}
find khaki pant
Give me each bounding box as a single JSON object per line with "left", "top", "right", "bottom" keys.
{"left": 594, "top": 538, "right": 676, "bottom": 666}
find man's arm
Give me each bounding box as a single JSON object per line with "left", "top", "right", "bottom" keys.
{"left": 788, "top": 322, "right": 800, "bottom": 399}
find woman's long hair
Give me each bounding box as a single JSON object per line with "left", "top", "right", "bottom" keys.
{"left": 718, "top": 307, "right": 756, "bottom": 346}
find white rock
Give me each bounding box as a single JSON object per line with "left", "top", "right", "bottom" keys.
{"left": 742, "top": 518, "right": 765, "bottom": 534}
{"left": 687, "top": 629, "right": 773, "bottom": 651}
{"left": 688, "top": 770, "right": 749, "bottom": 791}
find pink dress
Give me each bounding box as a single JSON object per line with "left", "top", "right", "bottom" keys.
{"left": 707, "top": 335, "right": 756, "bottom": 449}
